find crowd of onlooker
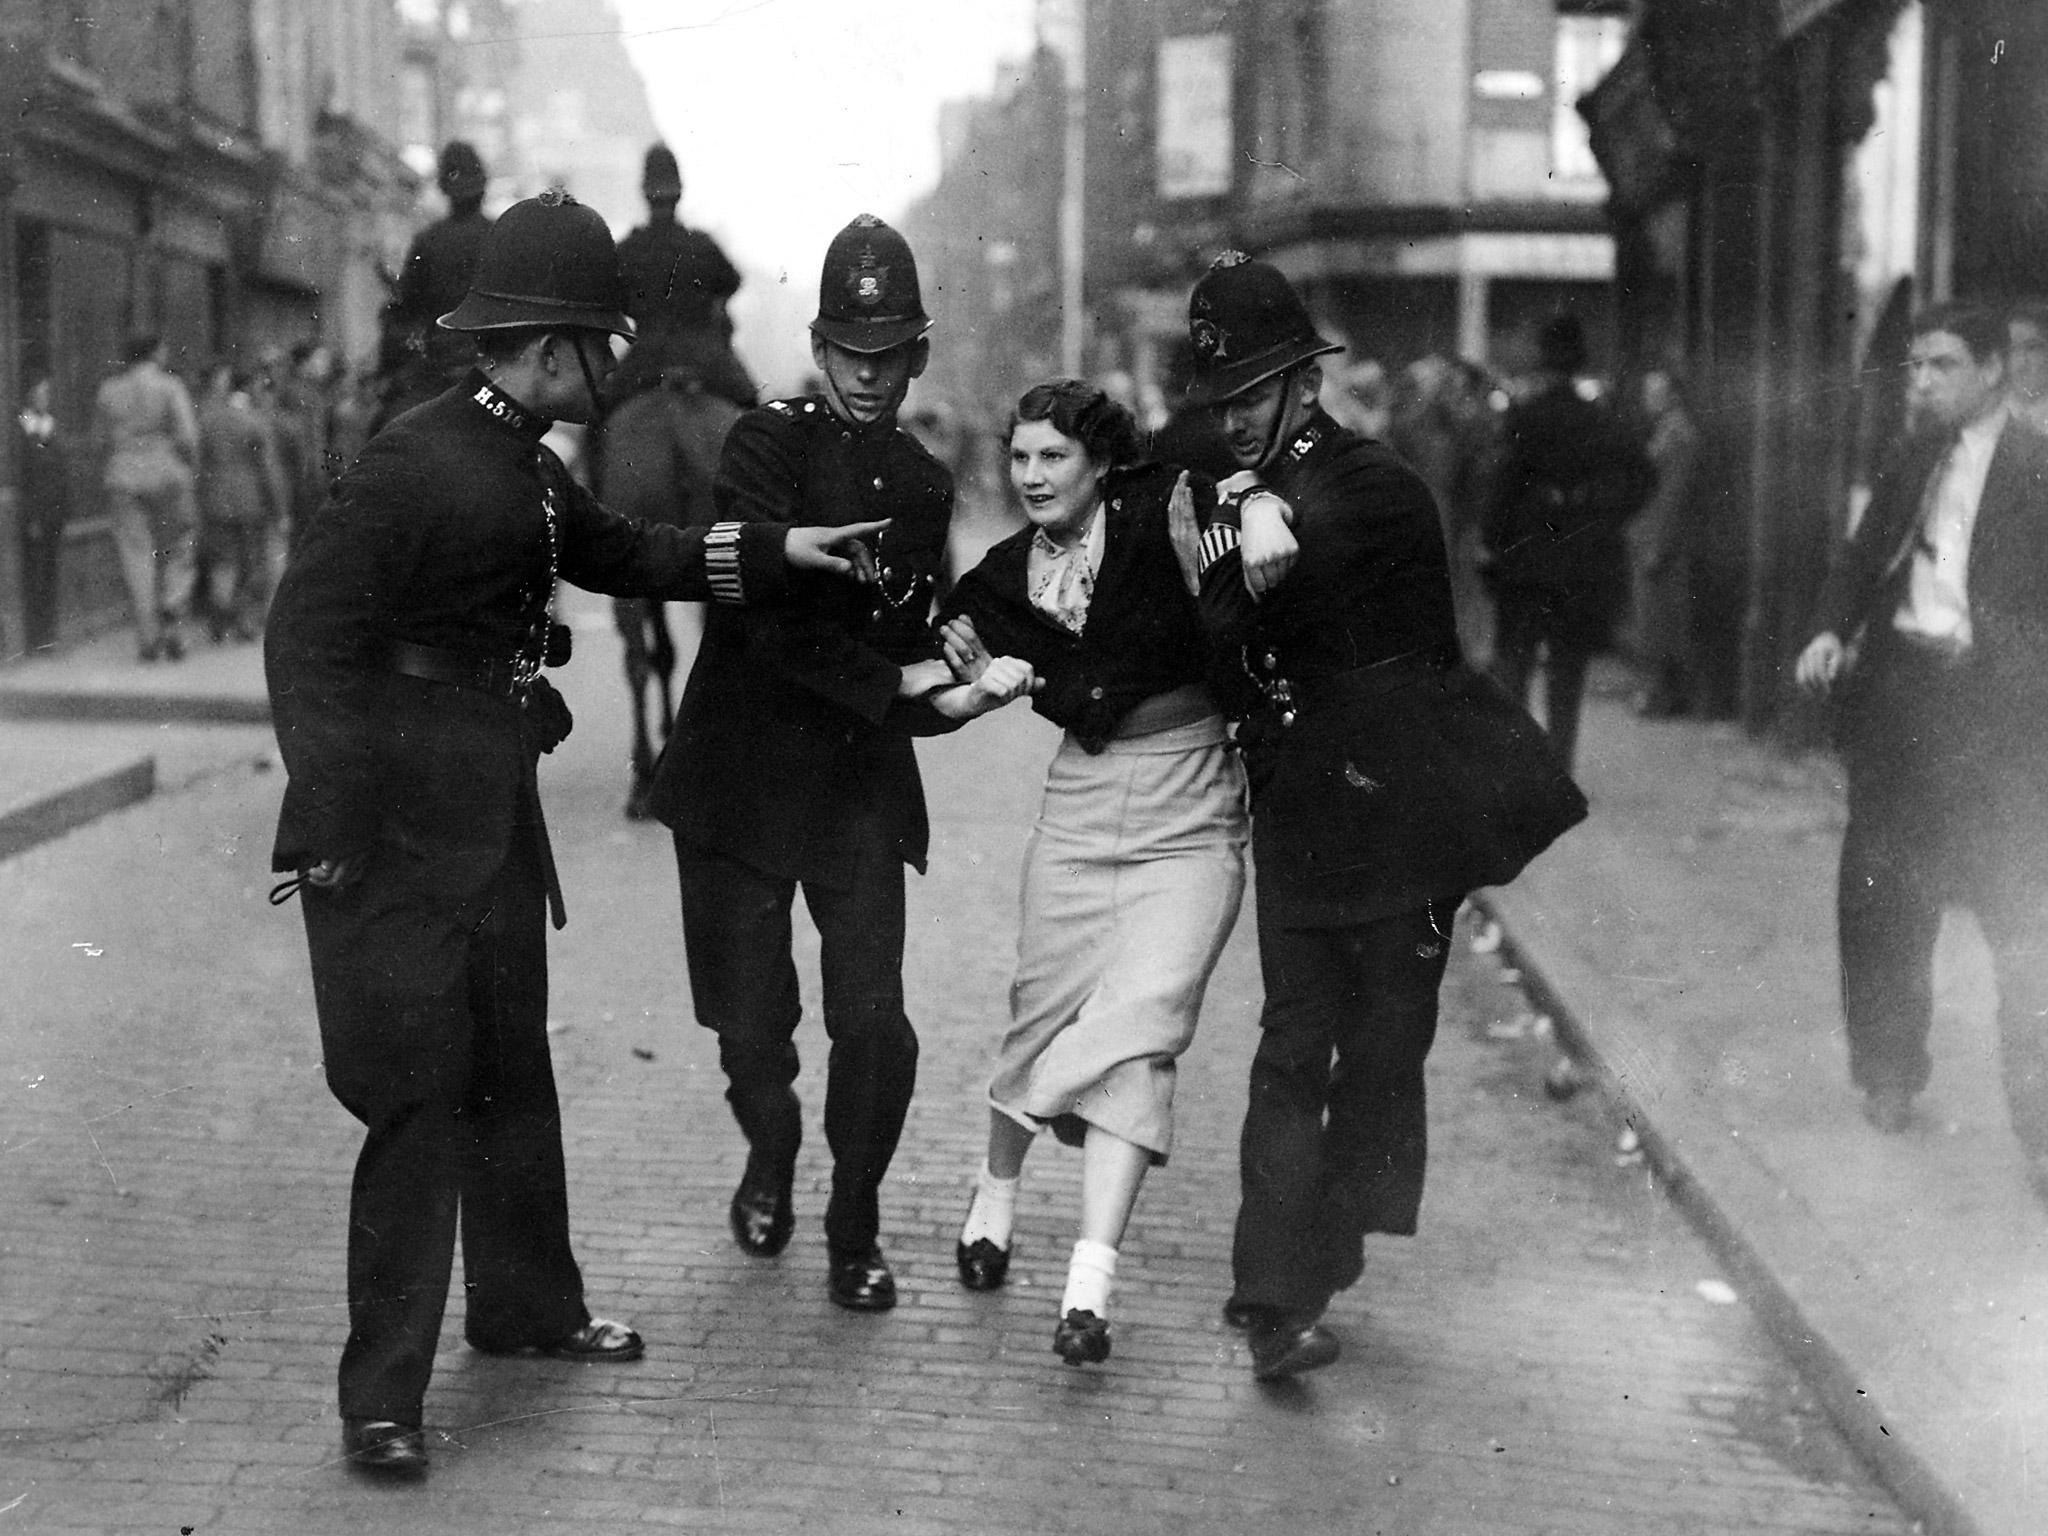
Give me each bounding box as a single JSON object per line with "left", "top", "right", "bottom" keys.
{"left": 13, "top": 340, "right": 382, "bottom": 660}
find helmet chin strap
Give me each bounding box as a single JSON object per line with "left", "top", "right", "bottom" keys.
{"left": 1254, "top": 365, "right": 1304, "bottom": 471}
{"left": 568, "top": 331, "right": 607, "bottom": 420}
{"left": 817, "top": 352, "right": 872, "bottom": 426}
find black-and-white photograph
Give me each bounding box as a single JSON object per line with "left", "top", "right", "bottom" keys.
{"left": 0, "top": 1, "right": 2039, "bottom": 1532}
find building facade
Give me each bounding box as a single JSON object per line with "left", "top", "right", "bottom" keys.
{"left": 0, "top": 0, "right": 417, "bottom": 658}
{"left": 0, "top": 0, "right": 657, "bottom": 660}
{"left": 908, "top": 0, "right": 1629, "bottom": 431}
{"left": 1586, "top": 0, "right": 2047, "bottom": 724}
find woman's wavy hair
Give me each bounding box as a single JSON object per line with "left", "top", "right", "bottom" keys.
{"left": 1008, "top": 378, "right": 1142, "bottom": 469}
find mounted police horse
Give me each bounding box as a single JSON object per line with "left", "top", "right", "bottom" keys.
{"left": 593, "top": 370, "right": 742, "bottom": 817}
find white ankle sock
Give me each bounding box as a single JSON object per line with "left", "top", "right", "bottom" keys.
{"left": 960, "top": 1166, "right": 1020, "bottom": 1250}
{"left": 1061, "top": 1239, "right": 1118, "bottom": 1317}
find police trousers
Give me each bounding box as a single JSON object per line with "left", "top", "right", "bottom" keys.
{"left": 675, "top": 833, "right": 919, "bottom": 1255}
{"left": 301, "top": 828, "right": 587, "bottom": 1422}
{"left": 1232, "top": 901, "right": 1454, "bottom": 1320}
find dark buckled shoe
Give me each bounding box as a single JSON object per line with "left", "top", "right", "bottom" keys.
{"left": 467, "top": 1317, "right": 644, "bottom": 1362}
{"left": 342, "top": 1418, "right": 427, "bottom": 1478}
{"left": 729, "top": 1156, "right": 795, "bottom": 1257}
{"left": 828, "top": 1246, "right": 897, "bottom": 1312}
{"left": 1053, "top": 1308, "right": 1111, "bottom": 1366}
{"left": 1248, "top": 1318, "right": 1339, "bottom": 1382}
{"left": 956, "top": 1237, "right": 1011, "bottom": 1291}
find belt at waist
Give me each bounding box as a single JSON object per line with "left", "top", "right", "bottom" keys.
{"left": 387, "top": 639, "right": 524, "bottom": 699}
{"left": 1112, "top": 683, "right": 1216, "bottom": 739}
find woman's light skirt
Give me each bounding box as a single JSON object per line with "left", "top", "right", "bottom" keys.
{"left": 989, "top": 714, "right": 1248, "bottom": 1164}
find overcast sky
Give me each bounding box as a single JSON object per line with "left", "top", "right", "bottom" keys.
{"left": 613, "top": 0, "right": 1040, "bottom": 390}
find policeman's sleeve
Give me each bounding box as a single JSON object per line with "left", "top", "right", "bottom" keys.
{"left": 1193, "top": 488, "right": 1260, "bottom": 647}
{"left": 559, "top": 471, "right": 789, "bottom": 604}
{"left": 262, "top": 463, "right": 411, "bottom": 869}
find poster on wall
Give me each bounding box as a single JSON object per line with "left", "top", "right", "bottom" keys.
{"left": 1158, "top": 33, "right": 1233, "bottom": 201}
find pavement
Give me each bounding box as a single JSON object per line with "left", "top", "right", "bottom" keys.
{"left": 0, "top": 606, "right": 1966, "bottom": 1536}
{"left": 1476, "top": 668, "right": 2048, "bottom": 1536}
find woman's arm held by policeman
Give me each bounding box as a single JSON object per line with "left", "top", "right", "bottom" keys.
{"left": 939, "top": 614, "right": 991, "bottom": 683}
{"left": 925, "top": 654, "right": 1041, "bottom": 720}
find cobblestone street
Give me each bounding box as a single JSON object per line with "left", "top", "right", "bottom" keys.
{"left": 0, "top": 612, "right": 1913, "bottom": 1535}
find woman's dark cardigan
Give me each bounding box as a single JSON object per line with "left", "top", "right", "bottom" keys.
{"left": 939, "top": 462, "right": 1231, "bottom": 752}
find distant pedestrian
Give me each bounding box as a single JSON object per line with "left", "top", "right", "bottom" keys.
{"left": 1628, "top": 367, "right": 1700, "bottom": 717}
{"left": 265, "top": 191, "right": 889, "bottom": 1480}
{"left": 1794, "top": 301, "right": 2048, "bottom": 1163}
{"left": 1170, "top": 254, "right": 1584, "bottom": 1381}
{"left": 16, "top": 377, "right": 68, "bottom": 654}
{"left": 1483, "top": 315, "right": 1654, "bottom": 769}
{"left": 1391, "top": 355, "right": 1503, "bottom": 668}
{"left": 196, "top": 363, "right": 289, "bottom": 641}
{"left": 2005, "top": 298, "right": 2048, "bottom": 434}
{"left": 938, "top": 378, "right": 1248, "bottom": 1368}
{"left": 646, "top": 214, "right": 958, "bottom": 1317}
{"left": 93, "top": 333, "right": 200, "bottom": 661}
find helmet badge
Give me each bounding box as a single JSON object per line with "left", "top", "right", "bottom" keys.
{"left": 849, "top": 246, "right": 890, "bottom": 308}
{"left": 1191, "top": 316, "right": 1229, "bottom": 361}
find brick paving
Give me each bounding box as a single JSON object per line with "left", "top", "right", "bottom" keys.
{"left": 0, "top": 616, "right": 1912, "bottom": 1535}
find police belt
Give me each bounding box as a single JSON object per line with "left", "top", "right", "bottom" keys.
{"left": 1288, "top": 653, "right": 1457, "bottom": 715}
{"left": 387, "top": 638, "right": 528, "bottom": 699}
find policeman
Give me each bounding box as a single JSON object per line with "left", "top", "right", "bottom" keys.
{"left": 1169, "top": 253, "right": 1586, "bottom": 1380}
{"left": 373, "top": 140, "right": 494, "bottom": 430}
{"left": 608, "top": 143, "right": 756, "bottom": 410}
{"left": 647, "top": 214, "right": 957, "bottom": 1314}
{"left": 265, "top": 190, "right": 885, "bottom": 1479}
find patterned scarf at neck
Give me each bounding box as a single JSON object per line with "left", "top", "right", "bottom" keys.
{"left": 1028, "top": 506, "right": 1103, "bottom": 636}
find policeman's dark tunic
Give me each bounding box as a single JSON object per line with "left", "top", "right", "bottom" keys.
{"left": 647, "top": 393, "right": 953, "bottom": 1255}
{"left": 1195, "top": 408, "right": 1584, "bottom": 1319}
{"left": 266, "top": 373, "right": 792, "bottom": 1423}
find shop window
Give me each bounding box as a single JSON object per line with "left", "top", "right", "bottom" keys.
{"left": 1552, "top": 13, "right": 1628, "bottom": 192}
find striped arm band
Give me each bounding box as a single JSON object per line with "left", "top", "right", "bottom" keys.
{"left": 1197, "top": 523, "right": 1240, "bottom": 578}
{"left": 705, "top": 522, "right": 745, "bottom": 604}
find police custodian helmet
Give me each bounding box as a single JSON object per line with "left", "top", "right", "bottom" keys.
{"left": 438, "top": 189, "right": 635, "bottom": 337}
{"left": 811, "top": 214, "right": 931, "bottom": 354}
{"left": 1184, "top": 251, "right": 1342, "bottom": 406}
{"left": 642, "top": 144, "right": 683, "bottom": 200}
{"left": 437, "top": 140, "right": 487, "bottom": 204}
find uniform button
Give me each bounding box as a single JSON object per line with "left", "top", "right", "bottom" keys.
{"left": 803, "top": 402, "right": 815, "bottom": 413}
{"left": 1110, "top": 498, "right": 1121, "bottom": 511}
{"left": 1262, "top": 650, "right": 1279, "bottom": 671}
{"left": 872, "top": 477, "right": 884, "bottom": 490}
{"left": 1088, "top": 686, "right": 1105, "bottom": 701}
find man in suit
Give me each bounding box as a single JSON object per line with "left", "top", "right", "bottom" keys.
{"left": 648, "top": 215, "right": 958, "bottom": 1314}
{"left": 1796, "top": 301, "right": 2048, "bottom": 1161}
{"left": 1171, "top": 254, "right": 1585, "bottom": 1379}
{"left": 266, "top": 191, "right": 886, "bottom": 1479}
